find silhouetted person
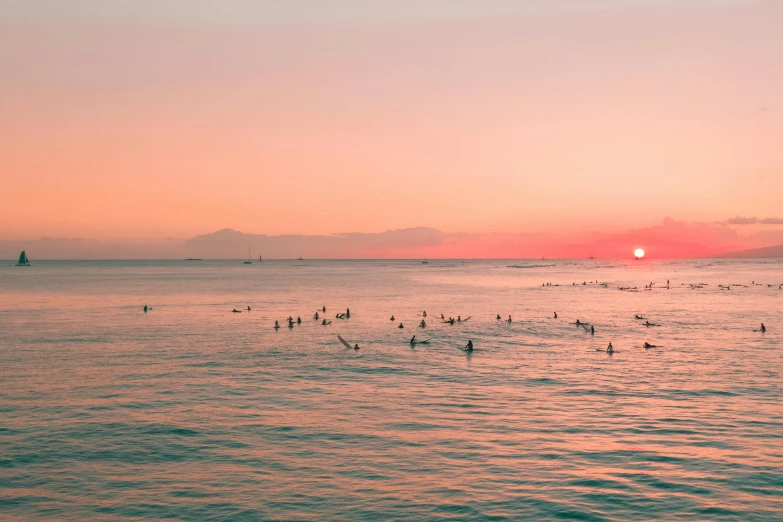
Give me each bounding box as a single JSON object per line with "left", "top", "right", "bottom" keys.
{"left": 497, "top": 314, "right": 501, "bottom": 320}
{"left": 346, "top": 308, "right": 350, "bottom": 318}
{"left": 591, "top": 325, "right": 595, "bottom": 335}
{"left": 465, "top": 340, "right": 473, "bottom": 352}
{"left": 323, "top": 306, "right": 326, "bottom": 312}
{"left": 297, "top": 316, "right": 301, "bottom": 324}
{"left": 247, "top": 306, "right": 251, "bottom": 311}
{"left": 554, "top": 312, "right": 557, "bottom": 319}
{"left": 607, "top": 342, "right": 614, "bottom": 354}
{"left": 144, "top": 305, "right": 148, "bottom": 313}
{"left": 507, "top": 315, "right": 512, "bottom": 323}
{"left": 419, "top": 320, "right": 426, "bottom": 328}
{"left": 761, "top": 323, "right": 766, "bottom": 333}
{"left": 410, "top": 335, "right": 416, "bottom": 345}
{"left": 390, "top": 315, "right": 395, "bottom": 321}
{"left": 398, "top": 323, "right": 404, "bottom": 329}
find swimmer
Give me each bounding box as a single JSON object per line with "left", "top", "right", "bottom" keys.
{"left": 353, "top": 344, "right": 360, "bottom": 350}
{"left": 398, "top": 323, "right": 404, "bottom": 329}
{"left": 390, "top": 315, "right": 395, "bottom": 321}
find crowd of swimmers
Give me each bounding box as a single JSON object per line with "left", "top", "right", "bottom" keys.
{"left": 212, "top": 291, "right": 771, "bottom": 351}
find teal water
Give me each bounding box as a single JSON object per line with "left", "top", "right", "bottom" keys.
{"left": 1, "top": 259, "right": 782, "bottom": 520}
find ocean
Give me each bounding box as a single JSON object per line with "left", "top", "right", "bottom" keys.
{"left": 1, "top": 259, "right": 782, "bottom": 520}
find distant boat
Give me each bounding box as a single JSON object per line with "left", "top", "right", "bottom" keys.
{"left": 589, "top": 255, "right": 595, "bottom": 260}
{"left": 259, "top": 255, "right": 262, "bottom": 263}
{"left": 297, "top": 257, "right": 303, "bottom": 261}
{"left": 244, "top": 248, "right": 253, "bottom": 264}
{"left": 421, "top": 254, "right": 429, "bottom": 265}
{"left": 16, "top": 250, "right": 30, "bottom": 266}
{"left": 184, "top": 257, "right": 202, "bottom": 261}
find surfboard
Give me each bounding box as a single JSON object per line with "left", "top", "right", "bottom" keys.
{"left": 338, "top": 335, "right": 353, "bottom": 349}
{"left": 322, "top": 321, "right": 332, "bottom": 325}
{"left": 461, "top": 317, "right": 472, "bottom": 322}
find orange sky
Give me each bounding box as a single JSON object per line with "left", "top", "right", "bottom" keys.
{"left": 1, "top": 1, "right": 781, "bottom": 248}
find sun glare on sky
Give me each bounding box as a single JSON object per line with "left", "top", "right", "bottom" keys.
{"left": 634, "top": 248, "right": 645, "bottom": 258}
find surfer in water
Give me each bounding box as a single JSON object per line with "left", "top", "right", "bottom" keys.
{"left": 314, "top": 312, "right": 319, "bottom": 320}
{"left": 465, "top": 340, "right": 474, "bottom": 352}
{"left": 297, "top": 316, "right": 301, "bottom": 324}
{"left": 390, "top": 315, "right": 395, "bottom": 321}
{"left": 644, "top": 342, "right": 657, "bottom": 348}
{"left": 554, "top": 312, "right": 557, "bottom": 319}
{"left": 761, "top": 323, "right": 766, "bottom": 333}
{"left": 507, "top": 315, "right": 512, "bottom": 323}
{"left": 323, "top": 306, "right": 326, "bottom": 312}
{"left": 644, "top": 321, "right": 660, "bottom": 327}
{"left": 346, "top": 308, "right": 350, "bottom": 318}
{"left": 398, "top": 323, "right": 404, "bottom": 329}
{"left": 497, "top": 314, "right": 501, "bottom": 320}
{"left": 422, "top": 311, "right": 427, "bottom": 317}
{"left": 247, "top": 306, "right": 251, "bottom": 311}
{"left": 144, "top": 305, "right": 148, "bottom": 313}
{"left": 449, "top": 318, "right": 455, "bottom": 325}
{"left": 274, "top": 320, "right": 280, "bottom": 329}
{"left": 232, "top": 309, "right": 242, "bottom": 313}
{"left": 353, "top": 343, "right": 360, "bottom": 350}
{"left": 575, "top": 319, "right": 581, "bottom": 326}
{"left": 410, "top": 335, "right": 417, "bottom": 346}
{"left": 591, "top": 325, "right": 595, "bottom": 335}
{"left": 458, "top": 316, "right": 462, "bottom": 322}
{"left": 322, "top": 319, "right": 328, "bottom": 325}
{"left": 419, "top": 319, "right": 426, "bottom": 328}
{"left": 607, "top": 342, "right": 614, "bottom": 354}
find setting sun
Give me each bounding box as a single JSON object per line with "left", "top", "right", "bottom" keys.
{"left": 634, "top": 248, "right": 645, "bottom": 258}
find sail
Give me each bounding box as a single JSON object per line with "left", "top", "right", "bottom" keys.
{"left": 17, "top": 250, "right": 29, "bottom": 265}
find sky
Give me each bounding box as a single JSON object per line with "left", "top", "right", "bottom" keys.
{"left": 1, "top": 0, "right": 782, "bottom": 257}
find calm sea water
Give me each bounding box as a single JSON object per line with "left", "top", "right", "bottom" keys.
{"left": 1, "top": 259, "right": 782, "bottom": 520}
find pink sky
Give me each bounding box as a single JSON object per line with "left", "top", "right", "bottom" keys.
{"left": 1, "top": 1, "right": 781, "bottom": 256}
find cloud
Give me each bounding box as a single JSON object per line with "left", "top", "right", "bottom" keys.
{"left": 726, "top": 216, "right": 759, "bottom": 225}
{"left": 725, "top": 216, "right": 783, "bottom": 225}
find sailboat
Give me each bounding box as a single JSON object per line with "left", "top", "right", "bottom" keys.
{"left": 421, "top": 253, "right": 429, "bottom": 265}
{"left": 16, "top": 250, "right": 30, "bottom": 266}
{"left": 243, "top": 248, "right": 253, "bottom": 264}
